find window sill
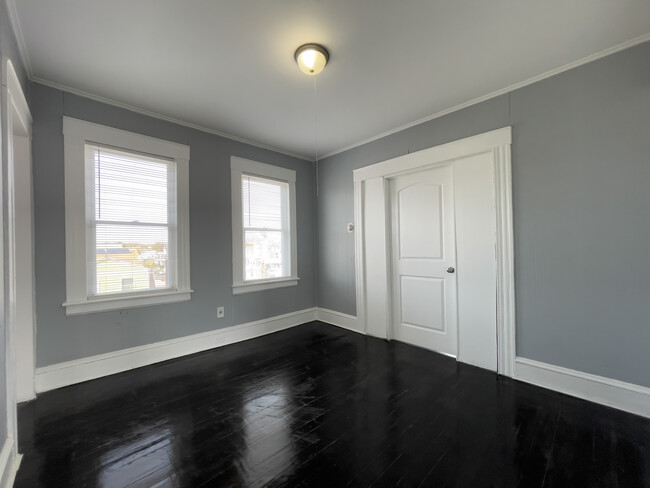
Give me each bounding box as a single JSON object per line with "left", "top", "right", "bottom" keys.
{"left": 232, "top": 278, "right": 299, "bottom": 295}
{"left": 63, "top": 289, "right": 193, "bottom": 316}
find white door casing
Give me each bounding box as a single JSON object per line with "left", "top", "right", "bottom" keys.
{"left": 2, "top": 57, "right": 34, "bottom": 469}
{"left": 13, "top": 129, "right": 34, "bottom": 403}
{"left": 454, "top": 151, "right": 498, "bottom": 370}
{"left": 353, "top": 127, "right": 515, "bottom": 376}
{"left": 390, "top": 165, "right": 458, "bottom": 356}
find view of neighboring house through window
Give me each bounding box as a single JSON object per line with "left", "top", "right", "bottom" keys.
{"left": 242, "top": 175, "right": 289, "bottom": 280}
{"left": 89, "top": 145, "right": 174, "bottom": 295}
{"left": 231, "top": 156, "right": 298, "bottom": 294}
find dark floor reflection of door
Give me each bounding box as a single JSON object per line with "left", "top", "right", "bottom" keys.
{"left": 15, "top": 322, "right": 650, "bottom": 487}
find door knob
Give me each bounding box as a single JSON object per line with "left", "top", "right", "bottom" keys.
{"left": 447, "top": 267, "right": 455, "bottom": 273}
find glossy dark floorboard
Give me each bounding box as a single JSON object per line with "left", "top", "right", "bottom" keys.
{"left": 16, "top": 322, "right": 650, "bottom": 487}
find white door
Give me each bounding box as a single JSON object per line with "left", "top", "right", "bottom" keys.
{"left": 389, "top": 164, "right": 458, "bottom": 355}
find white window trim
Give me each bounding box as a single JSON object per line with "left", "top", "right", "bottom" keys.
{"left": 62, "top": 117, "right": 192, "bottom": 315}
{"left": 231, "top": 156, "right": 298, "bottom": 294}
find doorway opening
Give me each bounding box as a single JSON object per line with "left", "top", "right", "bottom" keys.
{"left": 2, "top": 58, "right": 35, "bottom": 478}
{"left": 353, "top": 128, "right": 515, "bottom": 375}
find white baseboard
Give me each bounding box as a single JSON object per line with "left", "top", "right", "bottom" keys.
{"left": 515, "top": 357, "right": 650, "bottom": 418}
{"left": 316, "top": 308, "right": 363, "bottom": 333}
{"left": 35, "top": 307, "right": 317, "bottom": 393}
{"left": 33, "top": 309, "right": 649, "bottom": 420}
{"left": 0, "top": 439, "right": 21, "bottom": 488}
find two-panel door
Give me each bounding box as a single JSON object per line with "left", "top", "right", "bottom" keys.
{"left": 390, "top": 164, "right": 458, "bottom": 356}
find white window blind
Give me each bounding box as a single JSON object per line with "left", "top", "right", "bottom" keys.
{"left": 241, "top": 175, "right": 290, "bottom": 281}
{"left": 86, "top": 144, "right": 176, "bottom": 296}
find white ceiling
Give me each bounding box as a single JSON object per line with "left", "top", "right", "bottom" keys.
{"left": 11, "top": 0, "right": 650, "bottom": 160}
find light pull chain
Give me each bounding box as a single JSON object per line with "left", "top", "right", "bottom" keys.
{"left": 313, "top": 76, "right": 319, "bottom": 196}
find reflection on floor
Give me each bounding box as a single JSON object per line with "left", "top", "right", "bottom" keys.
{"left": 15, "top": 322, "right": 650, "bottom": 487}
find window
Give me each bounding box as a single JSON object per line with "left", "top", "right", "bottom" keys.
{"left": 63, "top": 117, "right": 191, "bottom": 315}
{"left": 231, "top": 157, "right": 298, "bottom": 294}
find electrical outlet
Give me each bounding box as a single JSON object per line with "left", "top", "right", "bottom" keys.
{"left": 217, "top": 306, "right": 225, "bottom": 318}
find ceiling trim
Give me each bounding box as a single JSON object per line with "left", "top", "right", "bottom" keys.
{"left": 319, "top": 32, "right": 650, "bottom": 160}
{"left": 31, "top": 77, "right": 313, "bottom": 162}
{"left": 6, "top": 0, "right": 312, "bottom": 162}
{"left": 6, "top": 1, "right": 650, "bottom": 163}
{"left": 5, "top": 0, "right": 33, "bottom": 77}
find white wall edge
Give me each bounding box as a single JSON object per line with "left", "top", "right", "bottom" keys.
{"left": 316, "top": 308, "right": 362, "bottom": 334}
{"left": 494, "top": 145, "right": 516, "bottom": 378}
{"left": 0, "top": 439, "right": 21, "bottom": 488}
{"left": 34, "top": 307, "right": 318, "bottom": 393}
{"left": 352, "top": 180, "right": 367, "bottom": 336}
{"left": 515, "top": 357, "right": 650, "bottom": 419}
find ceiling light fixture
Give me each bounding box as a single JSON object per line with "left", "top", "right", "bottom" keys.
{"left": 295, "top": 44, "right": 329, "bottom": 76}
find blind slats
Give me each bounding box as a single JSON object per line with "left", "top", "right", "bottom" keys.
{"left": 87, "top": 145, "right": 174, "bottom": 295}
{"left": 241, "top": 175, "right": 288, "bottom": 281}
{"left": 242, "top": 176, "right": 283, "bottom": 230}
{"left": 92, "top": 147, "right": 171, "bottom": 224}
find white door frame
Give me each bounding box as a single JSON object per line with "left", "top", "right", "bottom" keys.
{"left": 2, "top": 57, "right": 34, "bottom": 470}
{"left": 353, "top": 127, "right": 516, "bottom": 377}
{"left": 4, "top": 60, "right": 35, "bottom": 405}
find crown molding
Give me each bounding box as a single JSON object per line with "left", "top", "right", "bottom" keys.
{"left": 5, "top": 0, "right": 33, "bottom": 77}
{"left": 5, "top": 0, "right": 650, "bottom": 162}
{"left": 32, "top": 77, "right": 312, "bottom": 162}
{"left": 6, "top": 0, "right": 312, "bottom": 162}
{"left": 319, "top": 32, "right": 650, "bottom": 159}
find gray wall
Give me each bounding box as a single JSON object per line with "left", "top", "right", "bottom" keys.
{"left": 317, "top": 41, "right": 650, "bottom": 388}
{"left": 31, "top": 83, "right": 316, "bottom": 366}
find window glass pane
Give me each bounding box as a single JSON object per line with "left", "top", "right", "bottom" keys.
{"left": 88, "top": 144, "right": 174, "bottom": 296}
{"left": 95, "top": 224, "right": 169, "bottom": 294}
{"left": 242, "top": 176, "right": 283, "bottom": 230}
{"left": 245, "top": 230, "right": 284, "bottom": 280}
{"left": 92, "top": 147, "right": 169, "bottom": 224}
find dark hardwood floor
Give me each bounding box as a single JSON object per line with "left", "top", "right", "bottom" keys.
{"left": 15, "top": 322, "right": 650, "bottom": 487}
